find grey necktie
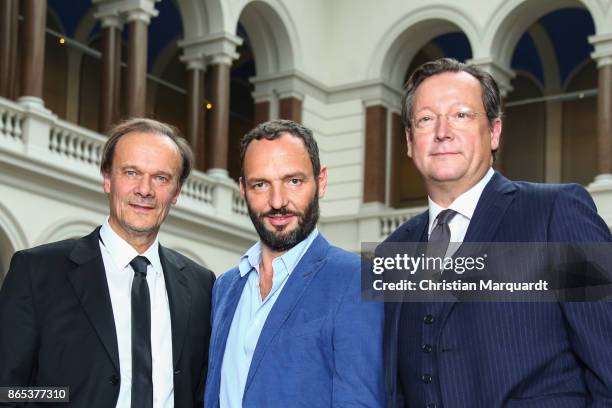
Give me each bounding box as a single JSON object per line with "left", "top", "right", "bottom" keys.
{"left": 427, "top": 209, "right": 457, "bottom": 261}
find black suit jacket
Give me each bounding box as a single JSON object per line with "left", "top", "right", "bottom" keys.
{"left": 0, "top": 227, "right": 215, "bottom": 407}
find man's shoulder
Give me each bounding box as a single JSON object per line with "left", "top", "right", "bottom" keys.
{"left": 161, "top": 246, "right": 215, "bottom": 282}
{"left": 383, "top": 211, "right": 428, "bottom": 243}
{"left": 14, "top": 230, "right": 97, "bottom": 262}
{"left": 324, "top": 244, "right": 360, "bottom": 268}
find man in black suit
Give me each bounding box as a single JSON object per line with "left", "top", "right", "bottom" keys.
{"left": 0, "top": 118, "right": 215, "bottom": 407}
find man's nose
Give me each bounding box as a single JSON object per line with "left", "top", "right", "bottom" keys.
{"left": 434, "top": 114, "right": 452, "bottom": 141}
{"left": 269, "top": 184, "right": 288, "bottom": 209}
{"left": 135, "top": 175, "right": 154, "bottom": 197}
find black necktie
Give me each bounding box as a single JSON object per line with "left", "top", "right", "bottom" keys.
{"left": 130, "top": 256, "right": 153, "bottom": 408}
{"left": 427, "top": 209, "right": 457, "bottom": 260}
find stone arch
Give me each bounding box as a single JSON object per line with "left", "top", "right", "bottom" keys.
{"left": 36, "top": 218, "right": 98, "bottom": 246}
{"left": 482, "top": 0, "right": 601, "bottom": 69}
{"left": 174, "top": 0, "right": 228, "bottom": 39}
{"left": 0, "top": 202, "right": 28, "bottom": 283}
{"left": 235, "top": 0, "right": 299, "bottom": 75}
{"left": 368, "top": 5, "right": 479, "bottom": 88}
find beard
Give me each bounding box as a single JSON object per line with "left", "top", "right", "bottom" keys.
{"left": 246, "top": 191, "right": 319, "bottom": 252}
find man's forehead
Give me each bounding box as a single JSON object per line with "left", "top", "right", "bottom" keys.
{"left": 244, "top": 135, "right": 313, "bottom": 176}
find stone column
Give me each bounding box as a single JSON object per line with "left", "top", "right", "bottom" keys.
{"left": 279, "top": 94, "right": 303, "bottom": 123}
{"left": 589, "top": 33, "right": 612, "bottom": 186}
{"left": 363, "top": 103, "right": 388, "bottom": 204}
{"left": 207, "top": 57, "right": 232, "bottom": 176}
{"left": 389, "top": 111, "right": 404, "bottom": 208}
{"left": 19, "top": 0, "right": 47, "bottom": 108}
{"left": 0, "top": 0, "right": 18, "bottom": 98}
{"left": 254, "top": 100, "right": 270, "bottom": 125}
{"left": 98, "top": 15, "right": 122, "bottom": 132}
{"left": 125, "top": 10, "right": 151, "bottom": 117}
{"left": 185, "top": 58, "right": 206, "bottom": 169}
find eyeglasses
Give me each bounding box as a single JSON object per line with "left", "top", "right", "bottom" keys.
{"left": 412, "top": 109, "right": 487, "bottom": 131}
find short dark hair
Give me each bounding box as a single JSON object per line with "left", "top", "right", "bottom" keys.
{"left": 100, "top": 118, "right": 193, "bottom": 185}
{"left": 240, "top": 119, "right": 321, "bottom": 180}
{"left": 401, "top": 57, "right": 503, "bottom": 132}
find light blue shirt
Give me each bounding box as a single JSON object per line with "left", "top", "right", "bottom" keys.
{"left": 219, "top": 228, "right": 320, "bottom": 408}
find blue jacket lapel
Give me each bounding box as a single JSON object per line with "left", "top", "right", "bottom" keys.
{"left": 243, "top": 234, "right": 331, "bottom": 393}
{"left": 439, "top": 172, "right": 517, "bottom": 322}
{"left": 206, "top": 269, "right": 248, "bottom": 408}
{"left": 463, "top": 172, "right": 517, "bottom": 243}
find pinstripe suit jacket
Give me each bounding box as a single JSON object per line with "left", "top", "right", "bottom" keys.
{"left": 384, "top": 172, "right": 612, "bottom": 408}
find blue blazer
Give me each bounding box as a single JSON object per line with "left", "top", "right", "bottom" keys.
{"left": 205, "top": 234, "right": 385, "bottom": 407}
{"left": 384, "top": 172, "right": 612, "bottom": 408}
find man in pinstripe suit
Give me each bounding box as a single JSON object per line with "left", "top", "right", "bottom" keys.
{"left": 384, "top": 58, "right": 612, "bottom": 408}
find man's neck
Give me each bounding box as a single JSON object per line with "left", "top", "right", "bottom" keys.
{"left": 258, "top": 246, "right": 286, "bottom": 300}
{"left": 108, "top": 219, "right": 157, "bottom": 254}
{"left": 427, "top": 168, "right": 491, "bottom": 208}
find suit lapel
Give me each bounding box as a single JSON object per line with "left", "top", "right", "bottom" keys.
{"left": 439, "top": 172, "right": 517, "bottom": 321}
{"left": 243, "top": 235, "right": 330, "bottom": 393}
{"left": 210, "top": 269, "right": 248, "bottom": 377}
{"left": 67, "top": 227, "right": 120, "bottom": 372}
{"left": 159, "top": 246, "right": 191, "bottom": 367}
{"left": 463, "top": 172, "right": 517, "bottom": 244}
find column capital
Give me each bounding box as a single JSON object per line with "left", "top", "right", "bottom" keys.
{"left": 182, "top": 57, "right": 206, "bottom": 71}
{"left": 179, "top": 32, "right": 242, "bottom": 67}
{"left": 93, "top": 0, "right": 159, "bottom": 25}
{"left": 96, "top": 13, "right": 122, "bottom": 29}
{"left": 589, "top": 33, "right": 612, "bottom": 67}
{"left": 467, "top": 57, "right": 516, "bottom": 97}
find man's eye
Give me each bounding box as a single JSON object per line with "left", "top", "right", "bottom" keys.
{"left": 416, "top": 115, "right": 433, "bottom": 126}
{"left": 252, "top": 182, "right": 265, "bottom": 189}
{"left": 156, "top": 175, "right": 169, "bottom": 182}
{"left": 125, "top": 170, "right": 136, "bottom": 176}
{"left": 289, "top": 178, "right": 302, "bottom": 185}
{"left": 455, "top": 111, "right": 472, "bottom": 120}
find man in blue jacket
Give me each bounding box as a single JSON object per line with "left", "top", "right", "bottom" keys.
{"left": 384, "top": 58, "right": 612, "bottom": 407}
{"left": 205, "top": 119, "right": 385, "bottom": 407}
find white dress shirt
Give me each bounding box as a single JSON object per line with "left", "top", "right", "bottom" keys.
{"left": 99, "top": 219, "right": 174, "bottom": 408}
{"left": 427, "top": 168, "right": 494, "bottom": 254}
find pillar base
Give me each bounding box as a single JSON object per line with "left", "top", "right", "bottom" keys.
{"left": 17, "top": 96, "right": 48, "bottom": 112}
{"left": 588, "top": 173, "right": 612, "bottom": 190}
{"left": 207, "top": 168, "right": 230, "bottom": 179}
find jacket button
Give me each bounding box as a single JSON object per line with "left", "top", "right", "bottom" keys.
{"left": 421, "top": 374, "right": 432, "bottom": 384}
{"left": 109, "top": 375, "right": 119, "bottom": 385}
{"left": 423, "top": 314, "right": 434, "bottom": 324}
{"left": 422, "top": 344, "right": 433, "bottom": 353}
{"left": 426, "top": 404, "right": 438, "bottom": 408}
{"left": 174, "top": 369, "right": 181, "bottom": 375}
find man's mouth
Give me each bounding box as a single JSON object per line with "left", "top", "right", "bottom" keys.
{"left": 266, "top": 213, "right": 296, "bottom": 227}
{"left": 129, "top": 203, "right": 155, "bottom": 212}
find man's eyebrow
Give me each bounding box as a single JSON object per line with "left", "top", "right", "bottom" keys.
{"left": 284, "top": 172, "right": 309, "bottom": 179}
{"left": 245, "top": 172, "right": 310, "bottom": 183}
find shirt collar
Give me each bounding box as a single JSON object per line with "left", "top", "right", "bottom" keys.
{"left": 238, "top": 228, "right": 320, "bottom": 278}
{"left": 99, "top": 217, "right": 162, "bottom": 275}
{"left": 428, "top": 167, "right": 494, "bottom": 233}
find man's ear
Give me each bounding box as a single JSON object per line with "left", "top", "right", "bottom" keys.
{"left": 490, "top": 118, "right": 502, "bottom": 151}
{"left": 103, "top": 171, "right": 111, "bottom": 193}
{"left": 405, "top": 129, "right": 413, "bottom": 158}
{"left": 239, "top": 177, "right": 245, "bottom": 198}
{"left": 317, "top": 166, "right": 328, "bottom": 199}
{"left": 171, "top": 183, "right": 182, "bottom": 205}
